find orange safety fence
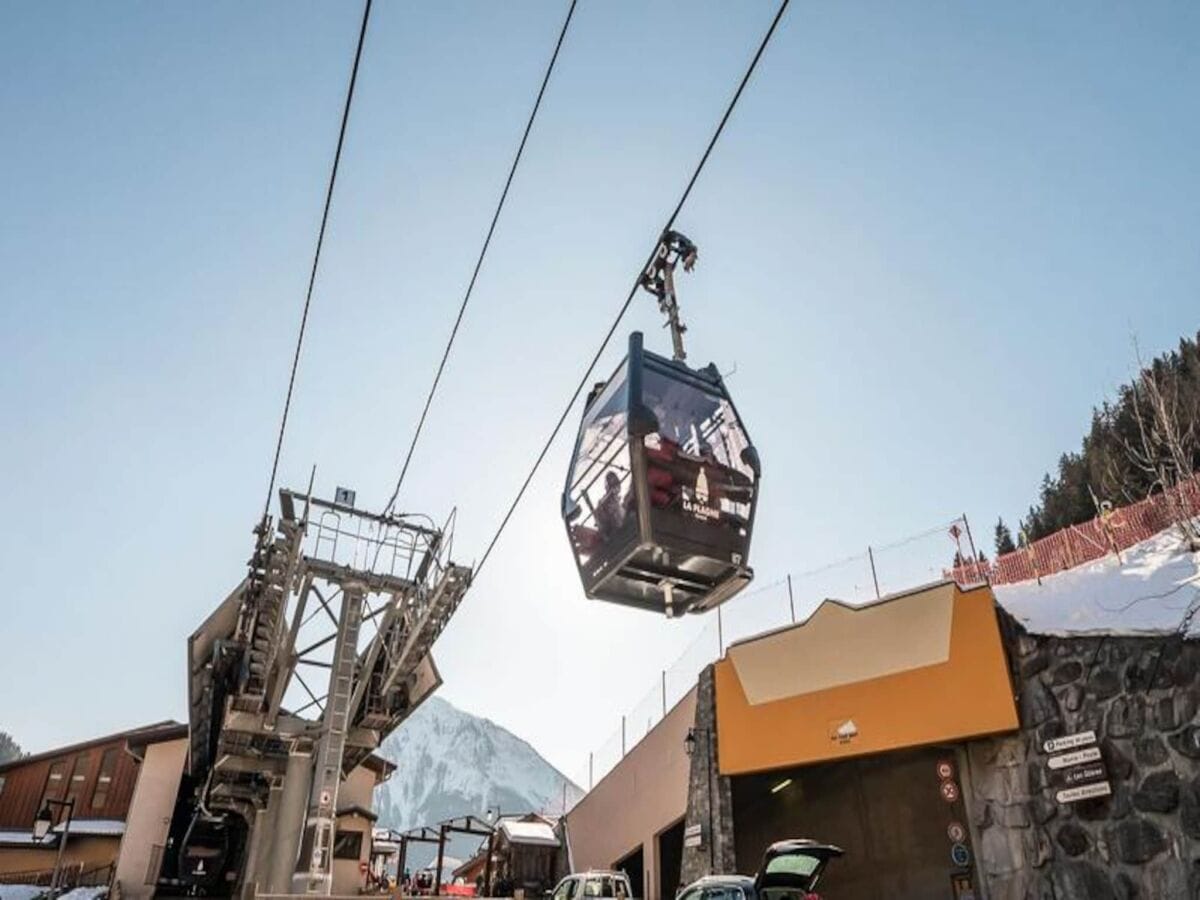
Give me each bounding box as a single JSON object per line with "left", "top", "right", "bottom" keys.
{"left": 948, "top": 475, "right": 1200, "bottom": 587}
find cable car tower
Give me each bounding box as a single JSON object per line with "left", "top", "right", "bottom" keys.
{"left": 562, "top": 232, "right": 761, "bottom": 616}
{"left": 186, "top": 486, "right": 471, "bottom": 895}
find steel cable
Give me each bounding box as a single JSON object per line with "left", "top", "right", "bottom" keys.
{"left": 263, "top": 0, "right": 373, "bottom": 520}
{"left": 474, "top": 0, "right": 792, "bottom": 577}
{"left": 383, "top": 0, "right": 580, "bottom": 516}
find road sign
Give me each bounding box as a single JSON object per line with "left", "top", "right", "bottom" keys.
{"left": 1050, "top": 762, "right": 1107, "bottom": 788}
{"left": 1043, "top": 730, "right": 1097, "bottom": 753}
{"left": 940, "top": 780, "right": 960, "bottom": 803}
{"left": 684, "top": 824, "right": 703, "bottom": 848}
{"left": 1056, "top": 781, "right": 1112, "bottom": 804}
{"left": 936, "top": 759, "right": 955, "bottom": 780}
{"left": 1047, "top": 746, "right": 1102, "bottom": 770}
{"left": 950, "top": 843, "right": 970, "bottom": 867}
{"left": 946, "top": 822, "right": 967, "bottom": 843}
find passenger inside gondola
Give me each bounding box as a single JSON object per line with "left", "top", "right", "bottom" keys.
{"left": 641, "top": 372, "right": 754, "bottom": 526}
{"left": 594, "top": 470, "right": 627, "bottom": 536}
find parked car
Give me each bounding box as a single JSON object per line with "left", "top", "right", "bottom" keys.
{"left": 549, "top": 870, "right": 636, "bottom": 900}
{"left": 677, "top": 840, "right": 843, "bottom": 900}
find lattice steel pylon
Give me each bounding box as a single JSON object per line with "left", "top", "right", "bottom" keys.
{"left": 186, "top": 486, "right": 472, "bottom": 896}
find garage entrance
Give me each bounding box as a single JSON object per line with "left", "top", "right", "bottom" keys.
{"left": 656, "top": 819, "right": 684, "bottom": 900}
{"left": 730, "top": 745, "right": 977, "bottom": 900}
{"left": 614, "top": 844, "right": 644, "bottom": 899}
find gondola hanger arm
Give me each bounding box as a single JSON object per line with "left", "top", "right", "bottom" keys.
{"left": 639, "top": 230, "right": 698, "bottom": 362}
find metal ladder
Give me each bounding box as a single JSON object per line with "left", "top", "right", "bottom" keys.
{"left": 296, "top": 585, "right": 364, "bottom": 894}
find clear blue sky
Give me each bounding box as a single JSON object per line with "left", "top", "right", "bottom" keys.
{"left": 1, "top": 1, "right": 1197, "bottom": 778}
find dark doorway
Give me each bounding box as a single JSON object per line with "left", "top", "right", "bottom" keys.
{"left": 731, "top": 746, "right": 978, "bottom": 900}
{"left": 657, "top": 818, "right": 684, "bottom": 900}
{"left": 615, "top": 844, "right": 644, "bottom": 899}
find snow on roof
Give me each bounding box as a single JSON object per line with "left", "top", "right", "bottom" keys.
{"left": 994, "top": 526, "right": 1200, "bottom": 638}
{"left": 53, "top": 819, "right": 125, "bottom": 837}
{"left": 0, "top": 886, "right": 50, "bottom": 900}
{"left": 55, "top": 888, "right": 108, "bottom": 900}
{"left": 499, "top": 819, "right": 560, "bottom": 848}
{"left": 419, "top": 856, "right": 463, "bottom": 874}
{"left": 0, "top": 831, "right": 57, "bottom": 847}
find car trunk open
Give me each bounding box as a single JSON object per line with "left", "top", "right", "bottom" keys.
{"left": 753, "top": 840, "right": 844, "bottom": 895}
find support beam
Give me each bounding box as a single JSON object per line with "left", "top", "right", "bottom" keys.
{"left": 268, "top": 749, "right": 313, "bottom": 893}
{"left": 434, "top": 824, "right": 448, "bottom": 897}
{"left": 242, "top": 783, "right": 282, "bottom": 900}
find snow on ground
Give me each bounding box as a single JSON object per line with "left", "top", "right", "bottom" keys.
{"left": 55, "top": 888, "right": 107, "bottom": 900}
{"left": 0, "top": 887, "right": 47, "bottom": 900}
{"left": 995, "top": 526, "right": 1200, "bottom": 637}
{"left": 0, "top": 886, "right": 107, "bottom": 900}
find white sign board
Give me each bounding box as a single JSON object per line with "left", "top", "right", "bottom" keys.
{"left": 1056, "top": 781, "right": 1112, "bottom": 804}
{"left": 683, "top": 824, "right": 703, "bottom": 848}
{"left": 1043, "top": 730, "right": 1097, "bottom": 754}
{"left": 1047, "top": 746, "right": 1102, "bottom": 770}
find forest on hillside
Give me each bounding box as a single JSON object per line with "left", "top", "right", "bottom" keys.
{"left": 994, "top": 330, "right": 1200, "bottom": 555}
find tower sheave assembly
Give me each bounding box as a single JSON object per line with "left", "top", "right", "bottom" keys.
{"left": 562, "top": 233, "right": 760, "bottom": 615}
{"left": 184, "top": 488, "right": 471, "bottom": 895}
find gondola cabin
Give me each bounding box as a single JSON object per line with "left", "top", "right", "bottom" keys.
{"left": 562, "top": 331, "right": 760, "bottom": 615}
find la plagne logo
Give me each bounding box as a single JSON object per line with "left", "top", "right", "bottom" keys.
{"left": 683, "top": 468, "right": 720, "bottom": 521}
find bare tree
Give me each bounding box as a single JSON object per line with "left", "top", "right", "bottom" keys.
{"left": 1123, "top": 347, "right": 1200, "bottom": 550}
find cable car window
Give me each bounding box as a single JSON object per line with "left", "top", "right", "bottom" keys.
{"left": 641, "top": 365, "right": 755, "bottom": 527}
{"left": 564, "top": 363, "right": 634, "bottom": 569}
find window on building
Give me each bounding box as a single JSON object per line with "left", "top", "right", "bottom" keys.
{"left": 332, "top": 831, "right": 363, "bottom": 860}
{"left": 0, "top": 775, "right": 6, "bottom": 797}
{"left": 92, "top": 748, "right": 118, "bottom": 810}
{"left": 65, "top": 753, "right": 91, "bottom": 807}
{"left": 41, "top": 761, "right": 68, "bottom": 808}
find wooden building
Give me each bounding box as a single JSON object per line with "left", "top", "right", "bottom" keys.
{"left": 0, "top": 721, "right": 183, "bottom": 883}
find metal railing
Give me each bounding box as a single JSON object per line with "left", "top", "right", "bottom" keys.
{"left": 947, "top": 476, "right": 1200, "bottom": 586}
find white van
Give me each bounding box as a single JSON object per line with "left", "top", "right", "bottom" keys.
{"left": 550, "top": 870, "right": 636, "bottom": 900}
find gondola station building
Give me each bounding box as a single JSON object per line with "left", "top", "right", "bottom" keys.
{"left": 563, "top": 530, "right": 1200, "bottom": 900}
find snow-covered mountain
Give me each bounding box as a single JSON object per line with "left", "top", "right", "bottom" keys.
{"left": 373, "top": 695, "right": 582, "bottom": 867}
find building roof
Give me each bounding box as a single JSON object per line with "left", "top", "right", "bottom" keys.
{"left": 336, "top": 804, "right": 378, "bottom": 822}
{"left": 498, "top": 819, "right": 560, "bottom": 848}
{"left": 360, "top": 753, "right": 398, "bottom": 781}
{"left": 0, "top": 829, "right": 59, "bottom": 847}
{"left": 52, "top": 819, "right": 126, "bottom": 837}
{"left": 0, "top": 721, "right": 185, "bottom": 775}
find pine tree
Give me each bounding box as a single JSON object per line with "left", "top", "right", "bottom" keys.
{"left": 0, "top": 731, "right": 22, "bottom": 764}
{"left": 994, "top": 518, "right": 1017, "bottom": 555}
{"left": 1020, "top": 329, "right": 1200, "bottom": 537}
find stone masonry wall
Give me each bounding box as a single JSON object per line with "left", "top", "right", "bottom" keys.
{"left": 965, "top": 611, "right": 1200, "bottom": 899}
{"left": 680, "top": 665, "right": 736, "bottom": 886}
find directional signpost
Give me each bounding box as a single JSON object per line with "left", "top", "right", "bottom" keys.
{"left": 1041, "top": 730, "right": 1109, "bottom": 803}
{"left": 1047, "top": 746, "right": 1102, "bottom": 770}
{"left": 1043, "top": 730, "right": 1097, "bottom": 753}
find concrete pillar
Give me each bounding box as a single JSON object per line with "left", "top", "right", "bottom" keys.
{"left": 680, "top": 665, "right": 735, "bottom": 885}
{"left": 268, "top": 750, "right": 313, "bottom": 893}
{"left": 243, "top": 783, "right": 283, "bottom": 898}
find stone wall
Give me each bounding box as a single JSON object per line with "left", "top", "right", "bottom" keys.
{"left": 965, "top": 612, "right": 1200, "bottom": 899}
{"left": 680, "top": 665, "right": 736, "bottom": 886}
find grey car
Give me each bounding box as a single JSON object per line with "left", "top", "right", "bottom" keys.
{"left": 677, "top": 840, "right": 843, "bottom": 900}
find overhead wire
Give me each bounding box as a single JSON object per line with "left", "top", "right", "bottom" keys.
{"left": 473, "top": 0, "right": 792, "bottom": 578}
{"left": 262, "top": 0, "right": 374, "bottom": 521}
{"left": 382, "top": 0, "right": 580, "bottom": 516}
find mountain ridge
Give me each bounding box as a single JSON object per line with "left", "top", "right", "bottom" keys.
{"left": 372, "top": 694, "right": 582, "bottom": 868}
